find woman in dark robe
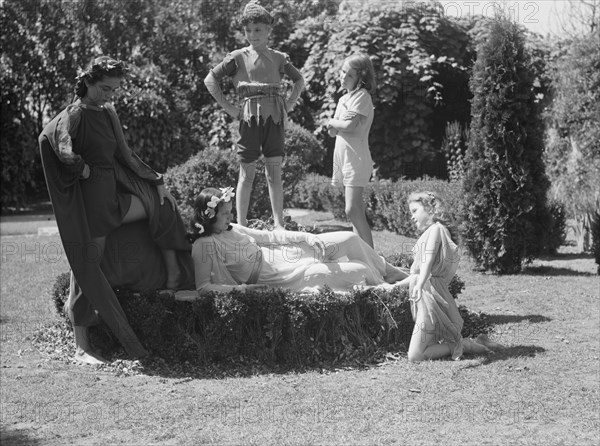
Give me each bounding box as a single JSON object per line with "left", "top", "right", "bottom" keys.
{"left": 39, "top": 56, "right": 193, "bottom": 364}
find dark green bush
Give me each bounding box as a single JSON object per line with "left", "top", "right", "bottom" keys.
{"left": 592, "top": 211, "right": 600, "bottom": 275}
{"left": 441, "top": 121, "right": 469, "bottom": 182}
{"left": 462, "top": 18, "right": 550, "bottom": 273}
{"left": 116, "top": 63, "right": 202, "bottom": 173}
{"left": 291, "top": 175, "right": 464, "bottom": 239}
{"left": 163, "top": 146, "right": 238, "bottom": 226}
{"left": 165, "top": 123, "right": 326, "bottom": 227}
{"left": 287, "top": 173, "right": 329, "bottom": 211}
{"left": 50, "top": 268, "right": 486, "bottom": 367}
{"left": 543, "top": 200, "right": 567, "bottom": 255}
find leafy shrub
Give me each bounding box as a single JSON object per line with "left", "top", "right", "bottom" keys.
{"left": 543, "top": 36, "right": 600, "bottom": 252}
{"left": 441, "top": 121, "right": 468, "bottom": 182}
{"left": 292, "top": 175, "right": 464, "bottom": 239}
{"left": 462, "top": 18, "right": 550, "bottom": 273}
{"left": 116, "top": 63, "right": 202, "bottom": 173}
{"left": 51, "top": 272, "right": 71, "bottom": 321}
{"left": 287, "top": 173, "right": 329, "bottom": 211}
{"left": 163, "top": 145, "right": 238, "bottom": 226}
{"left": 50, "top": 269, "right": 486, "bottom": 367}
{"left": 165, "top": 123, "right": 325, "bottom": 226}
{"left": 543, "top": 200, "right": 567, "bottom": 255}
{"left": 1, "top": 65, "right": 42, "bottom": 210}
{"left": 592, "top": 211, "right": 600, "bottom": 275}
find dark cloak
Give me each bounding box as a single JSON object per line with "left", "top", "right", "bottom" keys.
{"left": 39, "top": 103, "right": 194, "bottom": 357}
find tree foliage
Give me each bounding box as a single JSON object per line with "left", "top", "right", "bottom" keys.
{"left": 462, "top": 18, "right": 550, "bottom": 274}
{"left": 295, "top": 1, "right": 473, "bottom": 179}
{"left": 0, "top": 0, "right": 213, "bottom": 209}
{"left": 543, "top": 34, "right": 600, "bottom": 251}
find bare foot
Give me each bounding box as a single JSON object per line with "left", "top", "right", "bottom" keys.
{"left": 463, "top": 338, "right": 491, "bottom": 355}
{"left": 74, "top": 349, "right": 108, "bottom": 365}
{"left": 476, "top": 334, "right": 506, "bottom": 351}
{"left": 385, "top": 264, "right": 409, "bottom": 284}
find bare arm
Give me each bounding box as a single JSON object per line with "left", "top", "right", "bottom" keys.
{"left": 204, "top": 71, "right": 240, "bottom": 119}
{"left": 328, "top": 112, "right": 366, "bottom": 133}
{"left": 231, "top": 223, "right": 308, "bottom": 245}
{"left": 283, "top": 62, "right": 305, "bottom": 112}
{"left": 412, "top": 225, "right": 442, "bottom": 300}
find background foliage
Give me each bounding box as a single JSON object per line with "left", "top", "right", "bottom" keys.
{"left": 543, "top": 34, "right": 600, "bottom": 252}
{"left": 292, "top": 2, "right": 473, "bottom": 179}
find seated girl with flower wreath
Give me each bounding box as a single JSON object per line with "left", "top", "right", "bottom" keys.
{"left": 185, "top": 187, "right": 409, "bottom": 294}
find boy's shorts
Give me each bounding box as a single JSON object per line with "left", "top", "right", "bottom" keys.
{"left": 237, "top": 116, "right": 284, "bottom": 163}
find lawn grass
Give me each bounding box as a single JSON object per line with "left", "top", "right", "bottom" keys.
{"left": 1, "top": 218, "right": 599, "bottom": 445}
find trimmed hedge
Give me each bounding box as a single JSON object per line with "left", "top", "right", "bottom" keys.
{"left": 289, "top": 175, "right": 464, "bottom": 239}
{"left": 50, "top": 263, "right": 483, "bottom": 367}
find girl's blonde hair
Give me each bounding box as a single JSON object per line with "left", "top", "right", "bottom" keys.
{"left": 408, "top": 191, "right": 458, "bottom": 241}
{"left": 345, "top": 53, "right": 376, "bottom": 95}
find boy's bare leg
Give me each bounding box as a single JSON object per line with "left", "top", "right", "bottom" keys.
{"left": 265, "top": 156, "right": 284, "bottom": 229}
{"left": 237, "top": 161, "right": 257, "bottom": 226}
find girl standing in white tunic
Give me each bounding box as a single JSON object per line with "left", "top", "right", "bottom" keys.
{"left": 327, "top": 54, "right": 376, "bottom": 248}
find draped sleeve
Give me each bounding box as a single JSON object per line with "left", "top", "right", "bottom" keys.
{"left": 44, "top": 104, "right": 86, "bottom": 179}
{"left": 192, "top": 236, "right": 239, "bottom": 293}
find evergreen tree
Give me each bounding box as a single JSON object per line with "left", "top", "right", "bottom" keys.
{"left": 462, "top": 18, "right": 550, "bottom": 274}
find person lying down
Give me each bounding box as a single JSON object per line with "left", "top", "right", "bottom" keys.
{"left": 175, "top": 187, "right": 408, "bottom": 299}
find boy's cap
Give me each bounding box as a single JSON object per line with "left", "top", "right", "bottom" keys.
{"left": 242, "top": 0, "right": 274, "bottom": 25}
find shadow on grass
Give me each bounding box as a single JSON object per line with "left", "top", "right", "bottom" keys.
{"left": 133, "top": 356, "right": 351, "bottom": 380}
{"left": 0, "top": 427, "right": 42, "bottom": 446}
{"left": 538, "top": 252, "right": 593, "bottom": 261}
{"left": 521, "top": 265, "right": 596, "bottom": 277}
{"left": 486, "top": 314, "right": 552, "bottom": 324}
{"left": 481, "top": 345, "right": 546, "bottom": 364}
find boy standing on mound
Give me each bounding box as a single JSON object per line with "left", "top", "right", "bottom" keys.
{"left": 204, "top": 0, "right": 305, "bottom": 230}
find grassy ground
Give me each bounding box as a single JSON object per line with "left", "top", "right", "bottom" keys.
{"left": 1, "top": 211, "right": 598, "bottom": 445}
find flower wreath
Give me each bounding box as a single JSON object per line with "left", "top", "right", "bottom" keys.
{"left": 194, "top": 187, "right": 235, "bottom": 235}
{"left": 76, "top": 58, "right": 126, "bottom": 81}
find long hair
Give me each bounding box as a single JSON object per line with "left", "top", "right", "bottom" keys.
{"left": 74, "top": 56, "right": 128, "bottom": 98}
{"left": 408, "top": 191, "right": 458, "bottom": 243}
{"left": 187, "top": 187, "right": 232, "bottom": 243}
{"left": 345, "top": 53, "right": 376, "bottom": 95}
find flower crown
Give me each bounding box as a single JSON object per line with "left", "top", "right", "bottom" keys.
{"left": 193, "top": 187, "right": 235, "bottom": 235}
{"left": 76, "top": 58, "right": 126, "bottom": 81}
